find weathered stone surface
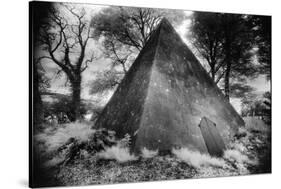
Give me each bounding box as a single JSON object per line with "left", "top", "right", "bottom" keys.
{"left": 94, "top": 18, "right": 245, "bottom": 154}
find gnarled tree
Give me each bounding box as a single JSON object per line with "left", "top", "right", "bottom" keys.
{"left": 37, "top": 4, "right": 95, "bottom": 121}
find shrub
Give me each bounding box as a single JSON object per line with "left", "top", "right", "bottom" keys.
{"left": 35, "top": 122, "right": 95, "bottom": 152}
{"left": 43, "top": 96, "right": 87, "bottom": 122}
{"left": 55, "top": 128, "right": 118, "bottom": 165}
{"left": 35, "top": 123, "right": 121, "bottom": 166}
{"left": 234, "top": 127, "right": 248, "bottom": 139}
{"left": 117, "top": 133, "right": 131, "bottom": 148}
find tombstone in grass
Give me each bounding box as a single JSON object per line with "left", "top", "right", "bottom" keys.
{"left": 93, "top": 18, "right": 245, "bottom": 156}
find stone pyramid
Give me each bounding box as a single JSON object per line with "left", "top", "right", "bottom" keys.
{"left": 94, "top": 18, "right": 245, "bottom": 154}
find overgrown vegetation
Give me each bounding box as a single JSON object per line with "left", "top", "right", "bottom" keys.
{"left": 33, "top": 117, "right": 271, "bottom": 187}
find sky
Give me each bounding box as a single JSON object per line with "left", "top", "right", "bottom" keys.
{"left": 42, "top": 3, "right": 270, "bottom": 113}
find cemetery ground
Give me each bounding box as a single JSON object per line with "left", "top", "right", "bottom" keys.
{"left": 32, "top": 117, "right": 271, "bottom": 187}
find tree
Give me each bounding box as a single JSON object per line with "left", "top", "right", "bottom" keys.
{"left": 89, "top": 69, "right": 123, "bottom": 95}
{"left": 248, "top": 16, "right": 271, "bottom": 80}
{"left": 241, "top": 91, "right": 271, "bottom": 123}
{"left": 189, "top": 12, "right": 259, "bottom": 101}
{"left": 90, "top": 7, "right": 186, "bottom": 94}
{"left": 189, "top": 12, "right": 224, "bottom": 82}
{"left": 220, "top": 14, "right": 257, "bottom": 101}
{"left": 92, "top": 7, "right": 186, "bottom": 50}
{"left": 37, "top": 4, "right": 95, "bottom": 121}
{"left": 229, "top": 82, "right": 255, "bottom": 98}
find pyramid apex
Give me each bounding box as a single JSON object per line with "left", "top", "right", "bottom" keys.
{"left": 153, "top": 17, "right": 175, "bottom": 36}
{"left": 160, "top": 17, "right": 169, "bottom": 23}
{"left": 159, "top": 17, "right": 172, "bottom": 27}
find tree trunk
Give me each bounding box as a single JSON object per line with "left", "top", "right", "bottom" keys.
{"left": 224, "top": 37, "right": 231, "bottom": 102}
{"left": 210, "top": 62, "right": 216, "bottom": 81}
{"left": 70, "top": 77, "right": 82, "bottom": 122}
{"left": 33, "top": 61, "right": 43, "bottom": 125}
{"left": 224, "top": 63, "right": 231, "bottom": 102}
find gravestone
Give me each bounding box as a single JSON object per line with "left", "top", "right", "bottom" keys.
{"left": 199, "top": 117, "right": 226, "bottom": 156}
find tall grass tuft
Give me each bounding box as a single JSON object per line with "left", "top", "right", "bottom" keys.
{"left": 141, "top": 148, "right": 158, "bottom": 158}
{"left": 97, "top": 145, "right": 138, "bottom": 163}
{"left": 172, "top": 148, "right": 226, "bottom": 168}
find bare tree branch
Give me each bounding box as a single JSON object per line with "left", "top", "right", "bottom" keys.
{"left": 81, "top": 53, "right": 95, "bottom": 73}
{"left": 215, "top": 68, "right": 227, "bottom": 84}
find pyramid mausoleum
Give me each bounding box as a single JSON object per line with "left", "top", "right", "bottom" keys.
{"left": 94, "top": 18, "right": 245, "bottom": 155}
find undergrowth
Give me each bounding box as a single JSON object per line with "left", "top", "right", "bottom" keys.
{"left": 34, "top": 118, "right": 271, "bottom": 186}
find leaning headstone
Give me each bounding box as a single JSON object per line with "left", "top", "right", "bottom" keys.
{"left": 199, "top": 117, "right": 226, "bottom": 156}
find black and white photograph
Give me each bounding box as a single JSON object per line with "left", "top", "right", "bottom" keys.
{"left": 30, "top": 1, "right": 271, "bottom": 188}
